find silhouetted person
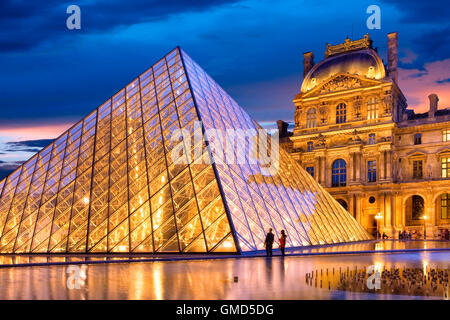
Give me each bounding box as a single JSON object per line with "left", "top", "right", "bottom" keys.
{"left": 279, "top": 230, "right": 287, "bottom": 256}
{"left": 264, "top": 228, "right": 274, "bottom": 257}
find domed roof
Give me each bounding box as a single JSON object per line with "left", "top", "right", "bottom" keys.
{"left": 301, "top": 49, "right": 386, "bottom": 93}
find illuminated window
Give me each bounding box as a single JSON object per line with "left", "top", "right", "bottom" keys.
{"left": 367, "top": 97, "right": 379, "bottom": 120}
{"left": 307, "top": 141, "right": 314, "bottom": 152}
{"left": 414, "top": 133, "right": 422, "bottom": 145}
{"left": 443, "top": 129, "right": 450, "bottom": 142}
{"left": 441, "top": 194, "right": 449, "bottom": 219}
{"left": 332, "top": 159, "right": 346, "bottom": 187}
{"left": 336, "top": 103, "right": 346, "bottom": 124}
{"left": 442, "top": 157, "right": 450, "bottom": 178}
{"left": 369, "top": 133, "right": 376, "bottom": 145}
{"left": 306, "top": 108, "right": 317, "bottom": 128}
{"left": 306, "top": 166, "right": 314, "bottom": 177}
{"left": 413, "top": 160, "right": 423, "bottom": 179}
{"left": 368, "top": 160, "right": 376, "bottom": 182}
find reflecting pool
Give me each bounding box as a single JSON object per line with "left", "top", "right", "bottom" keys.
{"left": 0, "top": 250, "right": 448, "bottom": 299}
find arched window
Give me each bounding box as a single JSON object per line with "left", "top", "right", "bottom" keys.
{"left": 307, "top": 141, "right": 314, "bottom": 152}
{"left": 306, "top": 108, "right": 317, "bottom": 128}
{"left": 441, "top": 193, "right": 449, "bottom": 219}
{"left": 332, "top": 159, "right": 347, "bottom": 187}
{"left": 337, "top": 199, "right": 348, "bottom": 210}
{"left": 367, "top": 97, "right": 379, "bottom": 120}
{"left": 336, "top": 103, "right": 346, "bottom": 124}
{"left": 411, "top": 195, "right": 424, "bottom": 220}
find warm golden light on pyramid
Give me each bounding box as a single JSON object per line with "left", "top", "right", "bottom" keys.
{"left": 0, "top": 48, "right": 370, "bottom": 254}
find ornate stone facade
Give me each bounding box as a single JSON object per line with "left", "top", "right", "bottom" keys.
{"left": 283, "top": 33, "right": 450, "bottom": 238}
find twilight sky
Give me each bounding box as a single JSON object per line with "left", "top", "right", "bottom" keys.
{"left": 0, "top": 0, "right": 449, "bottom": 179}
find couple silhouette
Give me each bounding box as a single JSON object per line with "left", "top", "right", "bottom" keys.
{"left": 264, "top": 228, "right": 287, "bottom": 257}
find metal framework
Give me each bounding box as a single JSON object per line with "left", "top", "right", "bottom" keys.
{"left": 0, "top": 48, "right": 371, "bottom": 254}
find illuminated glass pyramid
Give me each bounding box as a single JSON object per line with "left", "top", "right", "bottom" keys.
{"left": 0, "top": 48, "right": 371, "bottom": 254}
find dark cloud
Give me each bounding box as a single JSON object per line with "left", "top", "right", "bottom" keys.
{"left": 436, "top": 78, "right": 450, "bottom": 84}
{"left": 0, "top": 0, "right": 240, "bottom": 52}
{"left": 382, "top": 0, "right": 450, "bottom": 23}
{"left": 4, "top": 139, "right": 54, "bottom": 153}
{"left": 411, "top": 27, "right": 450, "bottom": 64}
{"left": 0, "top": 163, "right": 20, "bottom": 181}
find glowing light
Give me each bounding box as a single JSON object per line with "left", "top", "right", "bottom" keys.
{"left": 223, "top": 241, "right": 233, "bottom": 248}
{"left": 83, "top": 197, "right": 90, "bottom": 204}
{"left": 153, "top": 265, "right": 163, "bottom": 300}
{"left": 119, "top": 245, "right": 127, "bottom": 252}
{"left": 374, "top": 262, "right": 383, "bottom": 273}
{"left": 161, "top": 175, "right": 165, "bottom": 183}
{"left": 423, "top": 261, "right": 428, "bottom": 276}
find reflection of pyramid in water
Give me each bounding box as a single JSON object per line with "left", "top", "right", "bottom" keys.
{"left": 0, "top": 48, "right": 371, "bottom": 254}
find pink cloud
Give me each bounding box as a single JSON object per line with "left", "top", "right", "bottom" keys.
{"left": 0, "top": 122, "right": 72, "bottom": 142}
{"left": 399, "top": 59, "right": 450, "bottom": 113}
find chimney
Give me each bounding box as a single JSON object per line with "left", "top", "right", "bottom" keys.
{"left": 387, "top": 32, "right": 398, "bottom": 83}
{"left": 303, "top": 51, "right": 314, "bottom": 78}
{"left": 428, "top": 93, "right": 439, "bottom": 117}
{"left": 277, "top": 120, "right": 289, "bottom": 138}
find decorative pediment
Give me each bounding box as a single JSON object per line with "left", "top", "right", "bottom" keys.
{"left": 406, "top": 151, "right": 427, "bottom": 163}
{"left": 302, "top": 73, "right": 385, "bottom": 97}
{"left": 320, "top": 75, "right": 363, "bottom": 93}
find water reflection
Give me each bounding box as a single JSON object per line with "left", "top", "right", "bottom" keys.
{"left": 0, "top": 251, "right": 448, "bottom": 299}
{"left": 306, "top": 264, "right": 449, "bottom": 298}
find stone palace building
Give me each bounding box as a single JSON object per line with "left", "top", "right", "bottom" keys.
{"left": 279, "top": 32, "right": 450, "bottom": 238}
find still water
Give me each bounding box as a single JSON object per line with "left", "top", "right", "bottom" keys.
{"left": 0, "top": 251, "right": 448, "bottom": 299}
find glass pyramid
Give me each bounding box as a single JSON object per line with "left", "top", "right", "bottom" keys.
{"left": 0, "top": 48, "right": 371, "bottom": 254}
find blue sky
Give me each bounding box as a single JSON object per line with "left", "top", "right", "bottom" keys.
{"left": 0, "top": 0, "right": 449, "bottom": 179}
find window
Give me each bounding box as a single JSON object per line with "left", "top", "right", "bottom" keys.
{"left": 369, "top": 133, "right": 376, "bottom": 145}
{"left": 306, "top": 108, "right": 317, "bottom": 128}
{"left": 443, "top": 129, "right": 450, "bottom": 142}
{"left": 412, "top": 195, "right": 424, "bottom": 220}
{"left": 306, "top": 166, "right": 314, "bottom": 177}
{"left": 442, "top": 157, "right": 450, "bottom": 178}
{"left": 336, "top": 103, "right": 346, "bottom": 124}
{"left": 367, "top": 97, "right": 379, "bottom": 120}
{"left": 332, "top": 159, "right": 347, "bottom": 187}
{"left": 307, "top": 141, "right": 314, "bottom": 152}
{"left": 368, "top": 160, "right": 377, "bottom": 182}
{"left": 441, "top": 194, "right": 449, "bottom": 219}
{"left": 413, "top": 160, "right": 423, "bottom": 179}
{"left": 414, "top": 133, "right": 422, "bottom": 145}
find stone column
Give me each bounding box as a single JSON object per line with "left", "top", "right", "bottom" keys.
{"left": 355, "top": 195, "right": 361, "bottom": 223}
{"left": 349, "top": 152, "right": 354, "bottom": 181}
{"left": 355, "top": 153, "right": 361, "bottom": 181}
{"left": 394, "top": 192, "right": 403, "bottom": 234}
{"left": 380, "top": 151, "right": 386, "bottom": 180}
{"left": 384, "top": 193, "right": 392, "bottom": 236}
{"left": 386, "top": 150, "right": 392, "bottom": 180}
{"left": 318, "top": 156, "right": 326, "bottom": 185}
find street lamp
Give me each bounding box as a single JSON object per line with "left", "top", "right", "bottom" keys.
{"left": 375, "top": 212, "right": 383, "bottom": 239}
{"left": 422, "top": 215, "right": 427, "bottom": 240}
